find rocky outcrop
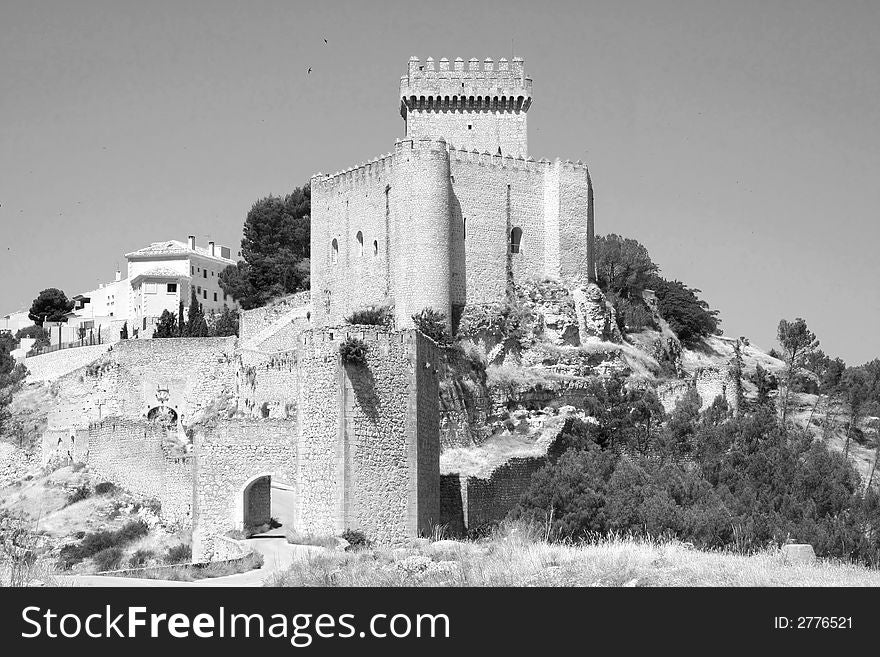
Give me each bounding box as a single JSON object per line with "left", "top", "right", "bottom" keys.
{"left": 517, "top": 280, "right": 579, "bottom": 347}
{"left": 573, "top": 283, "right": 623, "bottom": 344}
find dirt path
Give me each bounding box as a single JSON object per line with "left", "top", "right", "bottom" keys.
{"left": 62, "top": 537, "right": 322, "bottom": 587}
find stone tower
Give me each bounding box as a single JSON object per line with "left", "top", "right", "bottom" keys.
{"left": 399, "top": 56, "right": 532, "bottom": 157}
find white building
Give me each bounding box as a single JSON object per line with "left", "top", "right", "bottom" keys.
{"left": 0, "top": 310, "right": 31, "bottom": 336}
{"left": 126, "top": 235, "right": 239, "bottom": 337}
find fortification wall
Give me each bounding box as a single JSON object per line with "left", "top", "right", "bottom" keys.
{"left": 237, "top": 349, "right": 299, "bottom": 419}
{"left": 41, "top": 427, "right": 90, "bottom": 466}
{"left": 88, "top": 418, "right": 193, "bottom": 527}
{"left": 656, "top": 367, "right": 739, "bottom": 414}
{"left": 449, "top": 150, "right": 547, "bottom": 306}
{"left": 24, "top": 344, "right": 111, "bottom": 383}
{"left": 47, "top": 356, "right": 120, "bottom": 434}
{"left": 311, "top": 154, "right": 395, "bottom": 328}
{"left": 45, "top": 338, "right": 236, "bottom": 433}
{"left": 192, "top": 419, "right": 297, "bottom": 561}
{"left": 239, "top": 291, "right": 310, "bottom": 345}
{"left": 439, "top": 457, "right": 545, "bottom": 535}
{"left": 557, "top": 162, "right": 593, "bottom": 282}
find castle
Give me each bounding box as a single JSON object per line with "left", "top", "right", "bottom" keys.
{"left": 311, "top": 56, "right": 595, "bottom": 329}
{"left": 28, "top": 57, "right": 605, "bottom": 562}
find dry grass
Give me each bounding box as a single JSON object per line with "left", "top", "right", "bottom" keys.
{"left": 269, "top": 525, "right": 880, "bottom": 587}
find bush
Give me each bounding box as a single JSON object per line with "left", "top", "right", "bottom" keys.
{"left": 339, "top": 336, "right": 369, "bottom": 367}
{"left": 513, "top": 404, "right": 880, "bottom": 564}
{"left": 411, "top": 308, "right": 450, "bottom": 345}
{"left": 128, "top": 548, "right": 154, "bottom": 568}
{"left": 345, "top": 306, "right": 393, "bottom": 327}
{"left": 93, "top": 547, "right": 124, "bottom": 572}
{"left": 166, "top": 543, "right": 192, "bottom": 564}
{"left": 341, "top": 528, "right": 371, "bottom": 550}
{"left": 58, "top": 520, "right": 150, "bottom": 569}
{"left": 65, "top": 484, "right": 91, "bottom": 506}
{"left": 94, "top": 482, "right": 118, "bottom": 495}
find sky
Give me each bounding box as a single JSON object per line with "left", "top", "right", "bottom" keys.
{"left": 1, "top": 0, "right": 878, "bottom": 364}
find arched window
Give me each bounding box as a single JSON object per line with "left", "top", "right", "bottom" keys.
{"left": 510, "top": 227, "right": 523, "bottom": 254}
{"left": 373, "top": 239, "right": 378, "bottom": 256}
{"left": 331, "top": 238, "right": 338, "bottom": 264}
{"left": 356, "top": 231, "right": 364, "bottom": 257}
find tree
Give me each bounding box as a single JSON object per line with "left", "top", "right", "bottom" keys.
{"left": 14, "top": 325, "right": 50, "bottom": 350}
{"left": 220, "top": 185, "right": 311, "bottom": 309}
{"left": 841, "top": 368, "right": 871, "bottom": 457}
{"left": 186, "top": 288, "right": 204, "bottom": 337}
{"left": 651, "top": 277, "right": 720, "bottom": 344}
{"left": 178, "top": 300, "right": 185, "bottom": 337}
{"left": 594, "top": 234, "right": 659, "bottom": 300}
{"left": 210, "top": 307, "right": 240, "bottom": 337}
{"left": 153, "top": 310, "right": 179, "bottom": 338}
{"left": 0, "top": 334, "right": 16, "bottom": 377}
{"left": 28, "top": 288, "right": 74, "bottom": 326}
{"left": 777, "top": 318, "right": 819, "bottom": 425}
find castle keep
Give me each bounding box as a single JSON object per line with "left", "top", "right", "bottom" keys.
{"left": 311, "top": 56, "right": 595, "bottom": 330}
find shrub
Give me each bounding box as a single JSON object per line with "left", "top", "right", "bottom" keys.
{"left": 411, "top": 308, "right": 450, "bottom": 345}
{"left": 456, "top": 299, "right": 537, "bottom": 349}
{"left": 513, "top": 404, "right": 880, "bottom": 564}
{"left": 345, "top": 306, "right": 393, "bottom": 327}
{"left": 93, "top": 547, "right": 124, "bottom": 572}
{"left": 116, "top": 520, "right": 150, "bottom": 543}
{"left": 65, "top": 484, "right": 91, "bottom": 506}
{"left": 58, "top": 520, "right": 149, "bottom": 569}
{"left": 94, "top": 482, "right": 117, "bottom": 495}
{"left": 128, "top": 548, "right": 154, "bottom": 568}
{"left": 165, "top": 543, "right": 192, "bottom": 564}
{"left": 341, "top": 528, "right": 371, "bottom": 550}
{"left": 339, "top": 336, "right": 369, "bottom": 367}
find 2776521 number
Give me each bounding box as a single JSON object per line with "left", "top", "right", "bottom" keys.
{"left": 774, "top": 617, "right": 852, "bottom": 629}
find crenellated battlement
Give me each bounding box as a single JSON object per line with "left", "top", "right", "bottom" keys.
{"left": 446, "top": 144, "right": 590, "bottom": 176}
{"left": 310, "top": 151, "right": 395, "bottom": 188}
{"left": 400, "top": 56, "right": 531, "bottom": 117}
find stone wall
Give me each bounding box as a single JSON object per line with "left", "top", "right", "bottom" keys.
{"left": 237, "top": 350, "right": 299, "bottom": 419}
{"left": 440, "top": 457, "right": 545, "bottom": 535}
{"left": 239, "top": 292, "right": 311, "bottom": 350}
{"left": 41, "top": 427, "right": 90, "bottom": 466}
{"left": 45, "top": 337, "right": 237, "bottom": 442}
{"left": 87, "top": 418, "right": 193, "bottom": 527}
{"left": 656, "top": 367, "right": 740, "bottom": 414}
{"left": 192, "top": 419, "right": 297, "bottom": 561}
{"left": 24, "top": 344, "right": 111, "bottom": 383}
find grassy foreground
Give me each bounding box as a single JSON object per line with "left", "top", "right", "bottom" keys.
{"left": 269, "top": 527, "right": 880, "bottom": 587}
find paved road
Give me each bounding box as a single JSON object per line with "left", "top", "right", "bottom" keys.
{"left": 63, "top": 537, "right": 322, "bottom": 587}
